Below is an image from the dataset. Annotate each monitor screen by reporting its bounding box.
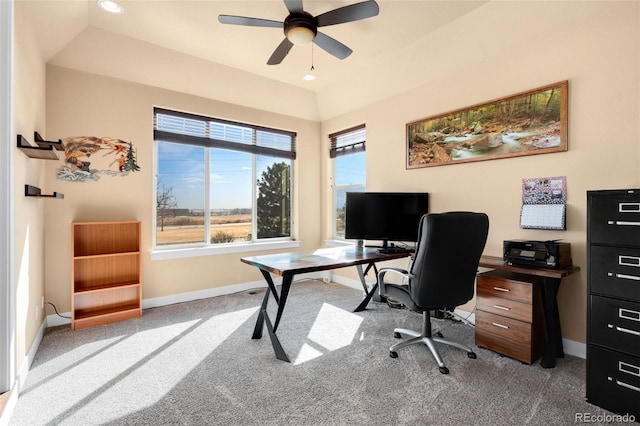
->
[344,192,429,246]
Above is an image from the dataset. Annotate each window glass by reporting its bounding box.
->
[257,155,292,239]
[156,141,205,245]
[154,108,295,249]
[209,148,252,244]
[331,126,366,239]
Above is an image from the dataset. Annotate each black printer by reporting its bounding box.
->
[503,240,572,269]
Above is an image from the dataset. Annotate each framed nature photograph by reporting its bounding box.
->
[406,81,568,169]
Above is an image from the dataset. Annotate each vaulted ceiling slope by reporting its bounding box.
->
[18,1,612,121]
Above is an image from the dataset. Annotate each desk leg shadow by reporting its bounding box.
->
[252,270,293,362]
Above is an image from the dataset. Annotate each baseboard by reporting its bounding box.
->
[46,271,326,328]
[4,318,46,426]
[42,273,586,357]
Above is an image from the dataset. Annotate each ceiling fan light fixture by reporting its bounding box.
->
[97,0,124,14]
[284,13,317,45]
[286,26,315,44]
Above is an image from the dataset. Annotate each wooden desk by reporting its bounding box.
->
[241,246,412,362]
[478,255,580,368]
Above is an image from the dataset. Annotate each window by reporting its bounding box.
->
[331,125,366,239]
[154,108,295,249]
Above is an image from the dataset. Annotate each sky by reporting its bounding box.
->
[157,141,365,211]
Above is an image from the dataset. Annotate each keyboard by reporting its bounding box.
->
[378,247,414,254]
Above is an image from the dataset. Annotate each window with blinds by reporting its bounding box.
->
[330,125,366,240]
[154,108,296,248]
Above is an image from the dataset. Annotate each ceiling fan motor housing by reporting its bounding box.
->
[284,12,318,44]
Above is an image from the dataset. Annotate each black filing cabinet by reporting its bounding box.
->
[587,189,640,417]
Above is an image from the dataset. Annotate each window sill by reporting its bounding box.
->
[323,239,354,247]
[151,240,301,261]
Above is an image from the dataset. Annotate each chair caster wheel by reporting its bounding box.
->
[467,352,477,359]
[439,366,449,374]
[435,332,443,338]
[393,332,401,338]
[390,351,398,358]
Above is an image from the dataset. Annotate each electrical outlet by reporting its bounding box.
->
[41,296,45,309]
[35,304,40,321]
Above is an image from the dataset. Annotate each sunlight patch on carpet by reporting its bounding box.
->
[294,303,363,365]
[20,307,258,424]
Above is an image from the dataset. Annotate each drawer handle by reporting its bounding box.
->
[616,379,640,393]
[619,308,640,322]
[608,220,640,226]
[619,361,640,377]
[491,322,509,329]
[619,202,640,212]
[615,273,640,281]
[493,286,510,293]
[493,305,510,311]
[619,255,640,267]
[608,324,640,336]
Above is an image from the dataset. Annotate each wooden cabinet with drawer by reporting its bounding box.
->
[587,189,640,418]
[475,270,546,364]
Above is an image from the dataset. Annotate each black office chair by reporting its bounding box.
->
[378,212,489,374]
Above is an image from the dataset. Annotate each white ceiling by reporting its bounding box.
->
[19,0,488,93]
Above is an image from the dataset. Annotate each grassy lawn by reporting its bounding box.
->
[156,214,251,245]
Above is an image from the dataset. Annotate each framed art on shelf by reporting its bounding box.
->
[406,81,568,169]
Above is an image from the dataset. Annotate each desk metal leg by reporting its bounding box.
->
[354,263,379,312]
[251,270,293,362]
[540,277,565,368]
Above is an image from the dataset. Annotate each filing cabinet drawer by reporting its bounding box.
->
[475,310,543,364]
[588,190,640,246]
[476,271,534,303]
[590,245,640,302]
[587,345,640,417]
[477,293,532,323]
[590,295,640,355]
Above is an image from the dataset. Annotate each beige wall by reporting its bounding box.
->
[14,4,47,365]
[43,66,321,311]
[323,2,640,344]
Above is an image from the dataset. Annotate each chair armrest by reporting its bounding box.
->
[378,267,411,295]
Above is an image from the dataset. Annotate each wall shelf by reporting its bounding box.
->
[17,132,65,160]
[34,131,65,152]
[24,184,64,199]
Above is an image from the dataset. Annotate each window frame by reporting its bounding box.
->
[330,125,366,241]
[152,108,299,260]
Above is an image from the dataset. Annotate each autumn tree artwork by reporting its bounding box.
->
[57,136,142,182]
[406,81,568,169]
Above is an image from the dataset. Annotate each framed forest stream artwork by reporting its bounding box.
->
[406,81,568,169]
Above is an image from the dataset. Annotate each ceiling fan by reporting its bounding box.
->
[218,0,379,65]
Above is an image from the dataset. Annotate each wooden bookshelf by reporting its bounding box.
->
[71,221,141,330]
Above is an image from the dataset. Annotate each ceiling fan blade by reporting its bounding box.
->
[316,0,379,27]
[283,0,304,14]
[218,15,283,28]
[267,38,294,65]
[313,32,352,60]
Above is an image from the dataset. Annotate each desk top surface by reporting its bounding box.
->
[241,246,412,276]
[479,255,580,279]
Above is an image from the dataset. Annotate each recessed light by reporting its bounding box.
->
[303,74,316,81]
[97,0,124,15]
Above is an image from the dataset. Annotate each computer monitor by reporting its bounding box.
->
[344,192,429,249]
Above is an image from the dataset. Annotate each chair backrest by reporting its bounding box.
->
[409,212,489,309]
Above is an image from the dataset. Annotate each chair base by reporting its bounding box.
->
[389,311,476,374]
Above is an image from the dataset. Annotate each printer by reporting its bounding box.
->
[503,240,572,269]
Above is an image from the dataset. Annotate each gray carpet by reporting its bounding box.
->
[9,280,620,425]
